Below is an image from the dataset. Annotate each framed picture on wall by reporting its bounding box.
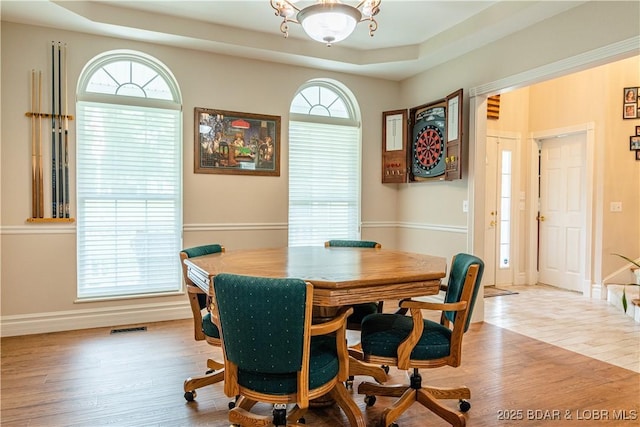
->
[623,87,639,119]
[194,108,281,176]
[631,136,640,150]
[636,125,640,136]
[636,150,640,161]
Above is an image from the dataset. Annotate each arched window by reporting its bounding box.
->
[288,80,361,246]
[76,51,182,299]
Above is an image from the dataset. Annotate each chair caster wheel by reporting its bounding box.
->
[184,390,196,401]
[381,364,390,374]
[459,399,471,412]
[364,395,376,407]
[297,417,306,424]
[205,369,214,375]
[345,375,354,389]
[228,400,236,409]
[388,423,398,427]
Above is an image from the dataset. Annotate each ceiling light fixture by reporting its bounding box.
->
[270,0,381,47]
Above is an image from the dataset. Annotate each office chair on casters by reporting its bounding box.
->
[212,273,366,427]
[180,244,230,404]
[356,253,484,427]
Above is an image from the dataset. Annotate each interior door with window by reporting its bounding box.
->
[484,136,515,287]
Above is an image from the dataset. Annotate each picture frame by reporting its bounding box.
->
[636,125,640,136]
[623,87,639,119]
[631,136,640,151]
[194,108,280,176]
[636,150,640,161]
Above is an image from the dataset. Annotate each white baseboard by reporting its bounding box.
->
[0,301,192,337]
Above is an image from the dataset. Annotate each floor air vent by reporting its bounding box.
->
[110,326,147,334]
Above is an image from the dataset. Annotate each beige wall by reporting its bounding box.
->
[0,22,401,333]
[2,1,639,335]
[396,0,639,275]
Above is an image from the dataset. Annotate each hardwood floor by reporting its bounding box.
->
[2,291,639,426]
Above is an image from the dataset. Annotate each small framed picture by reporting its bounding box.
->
[636,150,640,161]
[623,87,639,119]
[636,125,640,136]
[631,136,640,150]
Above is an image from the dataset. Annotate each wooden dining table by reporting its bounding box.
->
[183,245,448,396]
[184,245,447,307]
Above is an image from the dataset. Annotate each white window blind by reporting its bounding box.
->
[76,101,182,298]
[288,120,360,246]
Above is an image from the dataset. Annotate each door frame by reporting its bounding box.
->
[528,124,596,296]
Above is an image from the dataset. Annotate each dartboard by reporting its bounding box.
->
[411,106,446,178]
[414,125,443,171]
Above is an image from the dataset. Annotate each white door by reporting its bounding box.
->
[484,136,515,287]
[538,133,586,291]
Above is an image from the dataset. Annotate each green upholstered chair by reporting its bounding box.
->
[180,244,226,402]
[212,273,365,427]
[324,240,384,329]
[356,253,484,427]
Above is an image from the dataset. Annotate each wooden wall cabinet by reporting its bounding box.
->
[381,88,463,183]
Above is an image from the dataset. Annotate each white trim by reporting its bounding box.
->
[469,36,640,97]
[1,225,76,234]
[361,221,397,229]
[397,222,467,234]
[4,221,466,235]
[0,301,191,337]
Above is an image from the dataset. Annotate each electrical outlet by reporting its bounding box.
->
[610,202,622,212]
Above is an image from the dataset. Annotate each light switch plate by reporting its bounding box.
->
[610,202,622,212]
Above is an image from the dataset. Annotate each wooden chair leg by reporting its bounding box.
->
[416,388,466,427]
[348,357,388,384]
[381,387,417,427]
[286,404,308,425]
[228,406,271,427]
[183,369,224,394]
[329,384,366,427]
[357,381,409,398]
[422,385,470,400]
[235,395,257,411]
[206,358,224,371]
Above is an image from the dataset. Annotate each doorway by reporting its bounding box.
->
[537,133,587,292]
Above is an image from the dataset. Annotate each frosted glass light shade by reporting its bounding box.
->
[298,3,361,45]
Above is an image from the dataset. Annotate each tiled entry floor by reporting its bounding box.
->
[483,284,640,372]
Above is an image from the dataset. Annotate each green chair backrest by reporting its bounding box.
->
[213,273,308,374]
[326,240,380,248]
[182,244,224,258]
[442,253,484,332]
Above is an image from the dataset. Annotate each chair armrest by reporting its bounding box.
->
[400,299,468,312]
[310,307,354,336]
[309,306,353,381]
